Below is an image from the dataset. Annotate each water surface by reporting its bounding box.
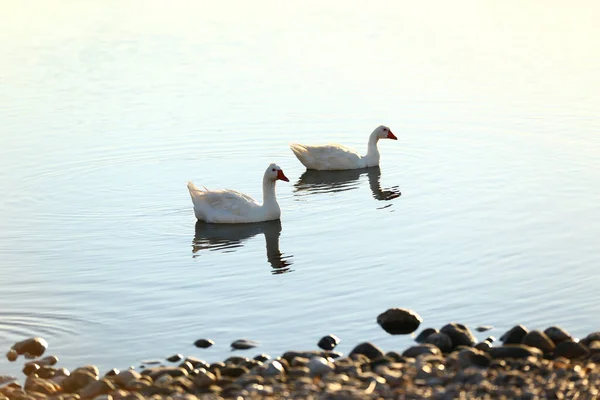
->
[1,1,600,375]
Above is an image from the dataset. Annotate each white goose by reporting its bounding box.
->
[290,125,397,170]
[187,163,289,224]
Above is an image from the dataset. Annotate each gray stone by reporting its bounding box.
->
[440,323,477,348]
[317,334,341,351]
[264,360,285,377]
[500,325,529,344]
[522,330,556,353]
[307,357,334,377]
[377,308,422,334]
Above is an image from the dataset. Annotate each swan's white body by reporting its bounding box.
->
[187,163,289,224]
[290,125,397,171]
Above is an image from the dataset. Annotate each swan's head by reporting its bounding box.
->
[266,163,289,182]
[374,125,397,140]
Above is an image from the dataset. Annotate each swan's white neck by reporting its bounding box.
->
[363,131,381,167]
[262,176,278,207]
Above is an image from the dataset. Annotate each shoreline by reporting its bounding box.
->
[2,321,600,399]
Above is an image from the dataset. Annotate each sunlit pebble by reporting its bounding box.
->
[231,339,259,350]
[166,354,183,362]
[6,350,18,362]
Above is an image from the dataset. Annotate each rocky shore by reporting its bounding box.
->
[2,310,600,399]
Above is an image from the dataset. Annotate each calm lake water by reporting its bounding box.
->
[1,1,600,375]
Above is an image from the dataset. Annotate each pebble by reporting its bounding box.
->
[11,337,48,358]
[488,344,542,359]
[424,332,453,353]
[415,328,438,343]
[544,326,572,345]
[501,324,529,344]
[193,338,215,348]
[403,344,442,358]
[349,342,385,360]
[440,323,477,348]
[376,308,422,334]
[554,340,590,360]
[231,339,259,350]
[307,357,334,377]
[253,353,271,363]
[476,325,494,332]
[264,360,285,377]
[522,330,556,353]
[317,334,341,351]
[166,353,183,362]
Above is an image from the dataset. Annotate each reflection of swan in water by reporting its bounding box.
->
[294,166,401,201]
[192,220,293,274]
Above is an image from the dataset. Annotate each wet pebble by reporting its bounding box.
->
[253,353,271,363]
[231,339,259,350]
[544,326,572,345]
[194,338,215,348]
[554,341,589,360]
[377,308,422,334]
[317,334,341,351]
[488,344,542,359]
[424,332,453,353]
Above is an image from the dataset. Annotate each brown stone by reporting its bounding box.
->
[522,330,556,353]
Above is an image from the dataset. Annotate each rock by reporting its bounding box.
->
[500,325,528,344]
[11,337,48,357]
[377,308,422,334]
[440,323,477,348]
[544,326,572,345]
[93,395,113,400]
[194,339,215,348]
[185,357,209,370]
[317,334,341,351]
[193,368,216,388]
[6,349,18,362]
[22,363,40,376]
[24,376,61,396]
[264,360,285,377]
[62,369,98,393]
[221,366,249,378]
[79,378,115,399]
[114,369,141,386]
[458,348,491,368]
[142,366,188,380]
[178,360,194,372]
[166,353,183,362]
[476,325,493,332]
[37,355,59,366]
[554,340,589,360]
[581,332,600,347]
[231,339,259,350]
[484,336,496,344]
[424,332,453,353]
[474,342,492,352]
[254,354,271,363]
[307,357,334,377]
[104,368,119,377]
[402,344,442,358]
[488,345,542,359]
[415,328,438,343]
[522,330,556,353]
[349,342,385,360]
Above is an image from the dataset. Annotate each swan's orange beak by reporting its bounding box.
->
[387,130,398,140]
[277,170,289,182]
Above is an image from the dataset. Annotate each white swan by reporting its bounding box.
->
[289,125,397,170]
[187,163,289,224]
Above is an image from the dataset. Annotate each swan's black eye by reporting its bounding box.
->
[383,128,387,131]
[272,168,276,171]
